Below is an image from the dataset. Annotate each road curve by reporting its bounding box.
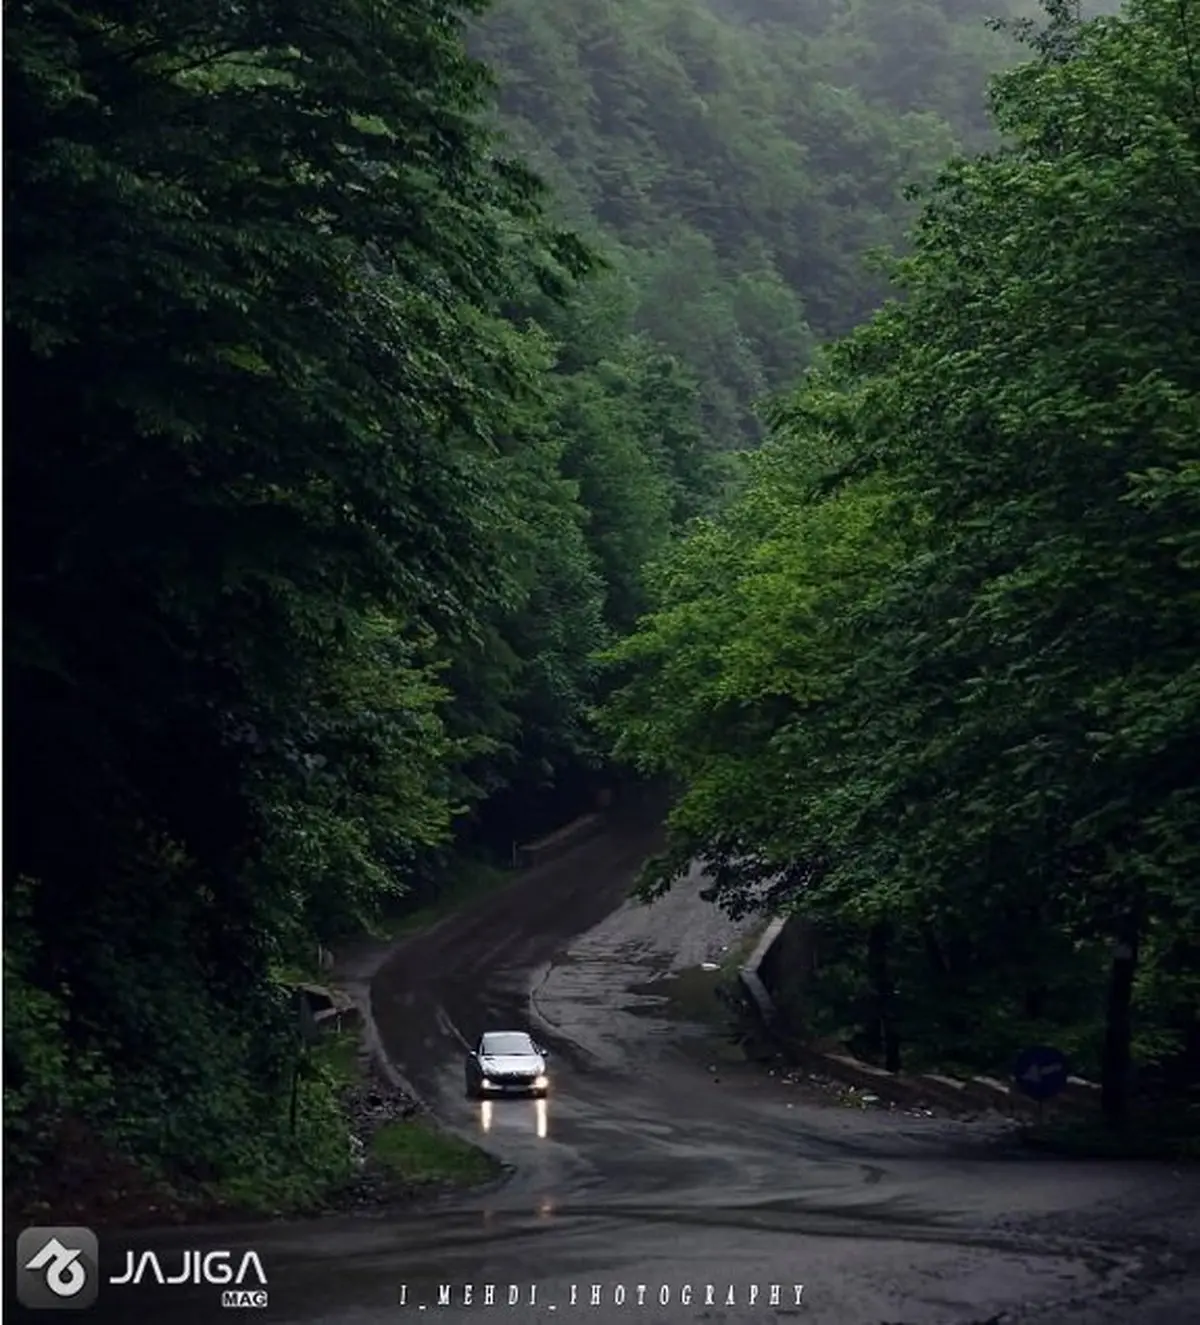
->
[10,808,1199,1324]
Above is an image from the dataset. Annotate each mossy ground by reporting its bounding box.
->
[371,1117,501,1186]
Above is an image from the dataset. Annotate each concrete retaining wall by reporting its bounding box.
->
[514,812,606,869]
[739,913,1100,1117]
[739,916,787,1030]
[291,981,361,1041]
[756,912,818,1017]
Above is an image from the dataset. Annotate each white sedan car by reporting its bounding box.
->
[464,1030,549,1099]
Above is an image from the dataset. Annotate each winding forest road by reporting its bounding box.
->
[15,807,1199,1324]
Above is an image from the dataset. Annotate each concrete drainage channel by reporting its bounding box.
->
[738,916,1102,1119]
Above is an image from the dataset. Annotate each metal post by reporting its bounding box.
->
[289,1061,300,1136]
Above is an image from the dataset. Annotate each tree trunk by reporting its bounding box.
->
[920,923,949,977]
[867,922,901,1073]
[1100,910,1140,1128]
[289,1063,300,1136]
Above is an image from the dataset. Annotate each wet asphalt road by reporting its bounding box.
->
[9,806,1200,1323]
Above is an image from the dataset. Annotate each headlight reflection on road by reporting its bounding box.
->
[478,1095,548,1138]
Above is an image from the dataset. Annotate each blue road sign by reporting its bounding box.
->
[1013,1045,1069,1102]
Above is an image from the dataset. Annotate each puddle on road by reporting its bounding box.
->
[531,960,741,1080]
[545,940,662,970]
[528,884,766,1077]
[625,967,739,1049]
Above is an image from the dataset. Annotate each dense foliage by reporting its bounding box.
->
[600,0,1200,1123]
[3,0,716,1207]
[5,0,1138,1213]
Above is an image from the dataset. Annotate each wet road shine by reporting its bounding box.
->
[11,803,1199,1323]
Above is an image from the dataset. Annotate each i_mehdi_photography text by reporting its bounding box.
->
[395,1281,806,1310]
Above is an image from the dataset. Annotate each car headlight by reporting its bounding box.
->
[533,1075,548,1089]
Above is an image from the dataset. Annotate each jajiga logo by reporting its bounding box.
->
[16,1227,99,1310]
[109,1249,268,1287]
[15,1229,269,1310]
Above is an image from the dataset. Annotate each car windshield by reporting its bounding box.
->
[480,1032,534,1057]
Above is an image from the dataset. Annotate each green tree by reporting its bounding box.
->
[3,0,589,1194]
[600,0,1200,1124]
[474,0,1038,449]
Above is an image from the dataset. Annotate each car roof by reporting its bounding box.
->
[479,1030,534,1049]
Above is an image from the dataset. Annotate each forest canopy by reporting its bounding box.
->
[471,0,1058,446]
[6,0,1184,1219]
[4,0,713,1208]
[599,0,1200,1125]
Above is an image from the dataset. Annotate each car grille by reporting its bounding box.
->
[487,1073,534,1085]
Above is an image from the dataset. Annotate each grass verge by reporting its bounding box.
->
[376,860,512,941]
[206,1025,502,1215]
[371,1117,502,1186]
[318,1027,363,1084]
[318,1029,500,1193]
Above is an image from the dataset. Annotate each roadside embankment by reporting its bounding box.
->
[513,812,607,869]
[737,913,1102,1115]
[324,1030,504,1209]
[736,913,1200,1156]
[325,806,625,1197]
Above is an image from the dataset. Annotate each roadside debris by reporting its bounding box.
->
[759,1060,955,1118]
[334,1069,431,1210]
[342,1080,421,1141]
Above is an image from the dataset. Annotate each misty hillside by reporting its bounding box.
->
[472,0,1043,446]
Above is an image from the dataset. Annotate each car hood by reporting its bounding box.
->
[479,1055,544,1075]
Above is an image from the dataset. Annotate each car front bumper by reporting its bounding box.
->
[480,1075,548,1094]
